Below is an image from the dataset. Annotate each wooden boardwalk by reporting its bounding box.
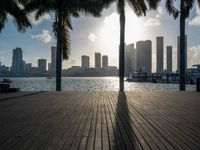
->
[0,91,200,150]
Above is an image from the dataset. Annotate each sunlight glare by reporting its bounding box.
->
[99,8,145,58]
[101,10,144,50]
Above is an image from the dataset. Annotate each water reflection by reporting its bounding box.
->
[10,77,195,91]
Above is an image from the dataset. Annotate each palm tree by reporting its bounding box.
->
[25,0,112,91]
[0,0,31,32]
[108,0,160,91]
[165,0,199,91]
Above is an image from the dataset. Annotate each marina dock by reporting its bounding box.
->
[0,91,200,149]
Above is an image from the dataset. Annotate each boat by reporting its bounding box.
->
[46,76,53,79]
[126,72,149,82]
[1,78,12,83]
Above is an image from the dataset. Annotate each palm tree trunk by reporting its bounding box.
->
[179,0,186,91]
[119,10,125,91]
[56,11,62,91]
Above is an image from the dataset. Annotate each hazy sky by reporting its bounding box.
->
[0,0,200,72]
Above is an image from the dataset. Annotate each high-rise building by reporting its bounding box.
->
[24,63,32,72]
[51,46,56,72]
[95,52,101,68]
[81,55,90,68]
[167,46,173,73]
[0,65,9,73]
[125,44,136,76]
[136,40,152,74]
[102,55,108,68]
[48,63,51,71]
[177,35,187,72]
[22,60,26,72]
[11,47,23,73]
[156,36,164,73]
[38,59,47,73]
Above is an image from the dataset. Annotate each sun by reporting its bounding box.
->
[98,8,145,59]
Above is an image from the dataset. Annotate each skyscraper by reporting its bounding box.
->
[22,60,26,72]
[136,40,152,74]
[95,52,101,68]
[24,63,32,72]
[167,46,173,73]
[177,35,187,72]
[102,55,108,68]
[125,44,136,76]
[48,63,51,71]
[156,36,164,73]
[81,55,90,68]
[11,47,23,73]
[38,59,47,73]
[51,46,56,72]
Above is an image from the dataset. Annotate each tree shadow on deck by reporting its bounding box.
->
[112,92,140,150]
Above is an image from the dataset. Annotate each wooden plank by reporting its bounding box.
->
[0,91,200,150]
[100,93,110,150]
[59,92,93,150]
[68,92,96,150]
[10,93,76,150]
[103,93,118,150]
[104,93,126,150]
[94,92,102,150]
[78,93,97,150]
[37,92,89,150]
[127,92,199,149]
[84,92,98,150]
[0,92,64,149]
[108,92,154,150]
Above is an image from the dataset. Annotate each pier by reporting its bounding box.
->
[0,91,200,149]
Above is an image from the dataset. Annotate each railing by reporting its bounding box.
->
[197,78,200,92]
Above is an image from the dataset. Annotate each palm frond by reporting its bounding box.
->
[61,0,113,17]
[13,9,31,32]
[2,0,31,32]
[184,0,195,18]
[165,0,179,19]
[127,0,147,16]
[145,0,161,10]
[0,11,7,32]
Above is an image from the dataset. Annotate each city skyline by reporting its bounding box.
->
[0,33,198,74]
[0,35,192,76]
[0,48,114,72]
[0,1,200,72]
[0,47,119,77]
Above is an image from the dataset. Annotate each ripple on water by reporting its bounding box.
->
[10,77,196,91]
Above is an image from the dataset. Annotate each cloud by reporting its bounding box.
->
[144,6,163,27]
[156,6,164,18]
[145,18,161,26]
[188,45,200,67]
[189,6,200,26]
[88,33,98,42]
[28,12,51,25]
[79,34,85,38]
[63,57,79,68]
[32,56,41,61]
[31,30,52,43]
